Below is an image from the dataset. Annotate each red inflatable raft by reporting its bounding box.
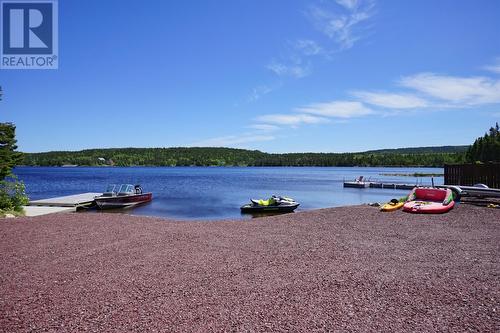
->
[403,187,455,214]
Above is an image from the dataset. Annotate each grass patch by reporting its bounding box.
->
[0,209,25,218]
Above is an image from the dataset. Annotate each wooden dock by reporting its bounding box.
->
[29,193,102,208]
[369,182,416,190]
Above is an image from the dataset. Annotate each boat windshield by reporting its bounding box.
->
[118,184,135,194]
[105,184,118,193]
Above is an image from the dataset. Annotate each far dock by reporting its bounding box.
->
[368,182,416,190]
[343,181,420,190]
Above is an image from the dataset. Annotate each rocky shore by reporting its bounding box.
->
[1,204,498,332]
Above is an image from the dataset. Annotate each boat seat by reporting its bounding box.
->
[415,188,447,201]
[251,198,277,206]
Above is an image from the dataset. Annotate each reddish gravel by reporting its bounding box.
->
[0,205,499,332]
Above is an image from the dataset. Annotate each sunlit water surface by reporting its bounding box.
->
[15,166,443,220]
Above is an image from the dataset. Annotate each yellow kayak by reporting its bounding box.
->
[380,200,404,212]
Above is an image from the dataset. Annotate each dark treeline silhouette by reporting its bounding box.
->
[22,146,467,167]
[466,122,500,162]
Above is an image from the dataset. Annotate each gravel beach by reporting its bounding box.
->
[1,205,499,332]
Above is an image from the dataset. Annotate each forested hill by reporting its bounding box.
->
[21,146,467,167]
[364,145,469,154]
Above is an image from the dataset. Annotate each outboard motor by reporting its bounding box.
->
[134,185,143,194]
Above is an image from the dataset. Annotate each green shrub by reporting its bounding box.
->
[0,178,29,212]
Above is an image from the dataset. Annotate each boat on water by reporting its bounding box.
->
[343,176,370,188]
[240,195,299,213]
[94,184,152,209]
[403,187,454,214]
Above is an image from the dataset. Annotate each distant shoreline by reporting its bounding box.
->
[15,165,446,169]
[20,146,467,168]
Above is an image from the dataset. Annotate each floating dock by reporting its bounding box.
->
[23,206,76,217]
[343,181,370,188]
[24,193,102,216]
[344,181,419,190]
[369,182,416,190]
[29,193,101,208]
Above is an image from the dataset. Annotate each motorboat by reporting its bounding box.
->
[94,184,152,209]
[240,195,299,213]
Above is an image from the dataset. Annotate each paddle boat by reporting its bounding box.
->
[94,184,152,209]
[240,195,299,213]
[403,187,454,214]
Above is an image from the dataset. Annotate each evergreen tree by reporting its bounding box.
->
[466,122,500,162]
[0,93,29,213]
[0,123,24,180]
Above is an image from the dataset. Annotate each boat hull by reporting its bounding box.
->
[380,201,404,212]
[403,200,454,214]
[403,188,454,214]
[240,203,299,213]
[95,193,152,209]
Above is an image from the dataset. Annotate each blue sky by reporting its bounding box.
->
[1,0,500,153]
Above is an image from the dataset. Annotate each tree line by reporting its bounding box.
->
[466,122,500,162]
[16,123,500,168]
[21,146,467,167]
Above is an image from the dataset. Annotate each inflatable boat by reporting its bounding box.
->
[403,187,455,214]
[240,196,299,213]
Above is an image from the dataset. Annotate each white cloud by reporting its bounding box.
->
[400,73,500,105]
[248,124,280,131]
[307,0,375,50]
[295,100,373,118]
[294,39,323,56]
[255,113,329,126]
[351,91,428,109]
[267,61,310,78]
[483,58,500,74]
[193,133,275,147]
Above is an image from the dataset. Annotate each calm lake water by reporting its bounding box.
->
[14,167,444,220]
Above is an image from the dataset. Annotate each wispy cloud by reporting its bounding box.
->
[295,100,373,118]
[248,84,276,102]
[351,91,429,109]
[306,0,375,50]
[293,39,323,56]
[247,124,280,131]
[483,57,500,74]
[265,0,375,81]
[336,0,360,10]
[267,60,311,78]
[255,113,329,126]
[400,73,500,105]
[192,133,276,147]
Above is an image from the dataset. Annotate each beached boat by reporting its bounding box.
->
[94,184,152,209]
[380,198,404,212]
[403,187,454,214]
[241,195,299,213]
